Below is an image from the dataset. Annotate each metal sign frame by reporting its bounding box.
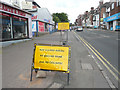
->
[58,22,69,45]
[30,43,71,85]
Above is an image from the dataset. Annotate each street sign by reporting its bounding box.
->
[30,44,71,85]
[34,44,70,71]
[58,22,69,30]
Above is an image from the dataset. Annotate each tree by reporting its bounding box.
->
[52,13,61,23]
[52,12,69,28]
[56,12,69,22]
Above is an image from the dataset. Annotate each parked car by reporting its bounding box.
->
[76,26,83,31]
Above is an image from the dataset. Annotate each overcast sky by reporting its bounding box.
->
[34,0,110,23]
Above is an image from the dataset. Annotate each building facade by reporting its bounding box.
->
[93,8,100,29]
[104,1,120,31]
[0,1,32,41]
[30,8,54,36]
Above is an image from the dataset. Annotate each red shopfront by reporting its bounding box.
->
[0,2,32,41]
[38,21,44,32]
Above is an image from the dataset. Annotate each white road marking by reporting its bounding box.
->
[92,55,95,59]
[100,35,110,38]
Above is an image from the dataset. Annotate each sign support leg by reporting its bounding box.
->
[30,66,33,81]
[60,30,63,44]
[66,30,68,42]
[67,73,70,85]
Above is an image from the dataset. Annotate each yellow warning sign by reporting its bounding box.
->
[58,22,69,30]
[34,44,70,72]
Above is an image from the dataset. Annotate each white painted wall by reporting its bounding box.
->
[26,14,32,38]
[113,20,117,31]
[107,22,109,30]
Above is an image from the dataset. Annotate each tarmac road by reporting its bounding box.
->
[75,29,119,88]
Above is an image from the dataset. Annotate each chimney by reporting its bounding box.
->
[86,11,88,14]
[99,0,103,5]
[91,7,94,14]
[91,7,94,10]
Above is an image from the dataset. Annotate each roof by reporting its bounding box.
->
[100,2,112,8]
[32,1,41,8]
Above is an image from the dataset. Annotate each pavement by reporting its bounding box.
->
[2,31,117,89]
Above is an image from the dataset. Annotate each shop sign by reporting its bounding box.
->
[104,13,120,22]
[13,16,27,20]
[58,22,70,30]
[1,4,26,16]
[34,44,70,71]
[100,18,103,22]
[38,22,44,32]
[38,21,44,32]
[32,21,36,32]
[32,15,37,20]
[0,12,11,17]
[44,19,50,23]
[116,26,120,30]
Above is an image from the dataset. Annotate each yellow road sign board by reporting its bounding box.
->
[34,44,70,72]
[58,22,69,30]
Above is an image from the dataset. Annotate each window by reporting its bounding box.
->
[118,21,120,26]
[12,16,28,39]
[0,13,12,41]
[117,0,118,6]
[112,3,114,9]
[103,13,106,18]
[118,0,120,6]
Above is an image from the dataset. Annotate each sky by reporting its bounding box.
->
[35,0,110,23]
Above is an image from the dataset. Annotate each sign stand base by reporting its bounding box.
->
[30,67,70,85]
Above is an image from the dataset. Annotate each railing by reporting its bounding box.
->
[49,29,58,34]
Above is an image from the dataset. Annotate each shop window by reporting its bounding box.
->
[12,16,28,39]
[0,13,12,41]
[118,21,120,26]
[45,23,48,32]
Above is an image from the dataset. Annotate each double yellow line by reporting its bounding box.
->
[73,31,120,81]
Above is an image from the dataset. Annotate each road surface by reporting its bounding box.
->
[75,29,119,88]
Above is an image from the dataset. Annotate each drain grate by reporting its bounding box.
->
[81,63,93,70]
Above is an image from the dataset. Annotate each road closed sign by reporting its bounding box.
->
[58,22,69,30]
[33,44,70,72]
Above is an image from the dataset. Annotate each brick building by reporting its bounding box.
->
[104,1,120,31]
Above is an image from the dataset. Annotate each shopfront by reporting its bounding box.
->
[104,13,120,31]
[0,2,32,41]
[31,8,54,36]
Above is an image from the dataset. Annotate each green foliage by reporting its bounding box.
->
[52,12,69,23]
[70,23,74,26]
[52,14,61,23]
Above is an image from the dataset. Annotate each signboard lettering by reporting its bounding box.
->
[1,4,26,16]
[34,45,70,72]
[58,22,69,30]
